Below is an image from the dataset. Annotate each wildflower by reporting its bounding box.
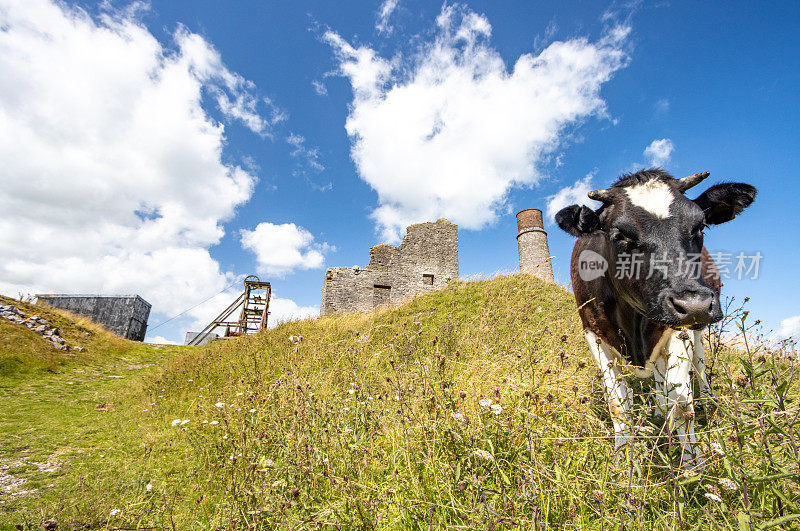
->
[704,492,722,503]
[180,419,190,426]
[171,419,181,427]
[478,398,493,409]
[473,449,494,461]
[719,478,737,491]
[146,483,153,492]
[209,421,219,425]
[249,408,257,413]
[711,442,724,455]
[681,469,698,479]
[142,409,148,412]
[215,402,224,408]
[110,508,121,516]
[236,392,244,396]
[490,404,503,415]
[202,420,208,424]
[349,389,355,395]
[450,412,468,424]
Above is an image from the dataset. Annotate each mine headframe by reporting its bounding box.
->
[187,275,271,346]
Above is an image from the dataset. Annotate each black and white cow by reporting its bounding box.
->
[556,169,756,465]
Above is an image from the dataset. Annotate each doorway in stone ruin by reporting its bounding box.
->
[373,285,391,307]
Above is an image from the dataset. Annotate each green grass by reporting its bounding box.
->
[0,277,798,529]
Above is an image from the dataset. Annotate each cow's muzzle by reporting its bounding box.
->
[664,288,720,328]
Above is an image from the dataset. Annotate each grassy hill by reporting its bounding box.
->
[0,277,798,529]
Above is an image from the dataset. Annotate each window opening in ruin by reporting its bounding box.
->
[423,273,434,285]
[373,285,391,307]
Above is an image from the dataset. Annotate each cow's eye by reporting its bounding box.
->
[611,228,637,245]
[691,223,707,238]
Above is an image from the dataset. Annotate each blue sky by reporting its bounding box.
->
[1,0,798,344]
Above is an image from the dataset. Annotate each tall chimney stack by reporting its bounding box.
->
[516,208,554,282]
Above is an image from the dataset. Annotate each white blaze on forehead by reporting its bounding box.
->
[624,180,675,218]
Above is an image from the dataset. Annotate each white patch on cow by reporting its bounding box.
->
[654,331,702,467]
[624,180,675,218]
[584,330,632,451]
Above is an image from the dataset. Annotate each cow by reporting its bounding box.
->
[555,169,756,466]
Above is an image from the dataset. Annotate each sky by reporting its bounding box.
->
[0,0,798,345]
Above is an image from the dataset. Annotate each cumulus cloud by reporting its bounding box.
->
[644,138,675,167]
[0,0,287,326]
[326,5,630,241]
[545,173,600,222]
[240,223,330,277]
[376,0,400,34]
[779,315,800,339]
[269,296,319,326]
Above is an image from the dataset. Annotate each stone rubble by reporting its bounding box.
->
[0,303,82,351]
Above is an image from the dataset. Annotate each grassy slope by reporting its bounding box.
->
[1,277,798,529]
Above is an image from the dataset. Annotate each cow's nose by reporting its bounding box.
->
[666,290,716,326]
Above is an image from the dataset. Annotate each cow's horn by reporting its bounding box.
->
[677,171,710,192]
[587,189,614,203]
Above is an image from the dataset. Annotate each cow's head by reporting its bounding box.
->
[556,169,756,328]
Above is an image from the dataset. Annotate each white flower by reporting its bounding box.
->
[203,420,208,424]
[142,409,148,412]
[343,427,353,434]
[478,398,493,409]
[110,508,120,516]
[209,421,219,425]
[711,442,724,455]
[215,402,224,408]
[171,419,181,427]
[704,492,722,503]
[342,407,350,412]
[348,389,355,395]
[719,478,737,491]
[490,404,503,415]
[450,412,467,423]
[146,483,153,492]
[180,419,189,426]
[473,449,494,461]
[249,409,257,413]
[236,392,244,396]
[681,469,698,479]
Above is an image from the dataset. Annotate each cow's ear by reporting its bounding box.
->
[693,183,757,225]
[555,205,601,237]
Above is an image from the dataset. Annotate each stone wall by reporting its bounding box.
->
[516,208,554,281]
[321,219,458,315]
[35,294,151,341]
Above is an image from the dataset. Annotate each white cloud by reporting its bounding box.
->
[0,0,277,320]
[240,223,330,277]
[779,315,800,339]
[269,296,319,326]
[287,133,325,172]
[644,138,674,167]
[376,0,400,34]
[654,98,670,117]
[311,79,328,96]
[147,335,180,345]
[326,5,629,241]
[546,173,600,222]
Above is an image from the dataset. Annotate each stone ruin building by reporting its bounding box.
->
[320,219,458,315]
[516,208,554,282]
[36,294,151,341]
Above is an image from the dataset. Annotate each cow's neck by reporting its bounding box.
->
[611,296,669,368]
